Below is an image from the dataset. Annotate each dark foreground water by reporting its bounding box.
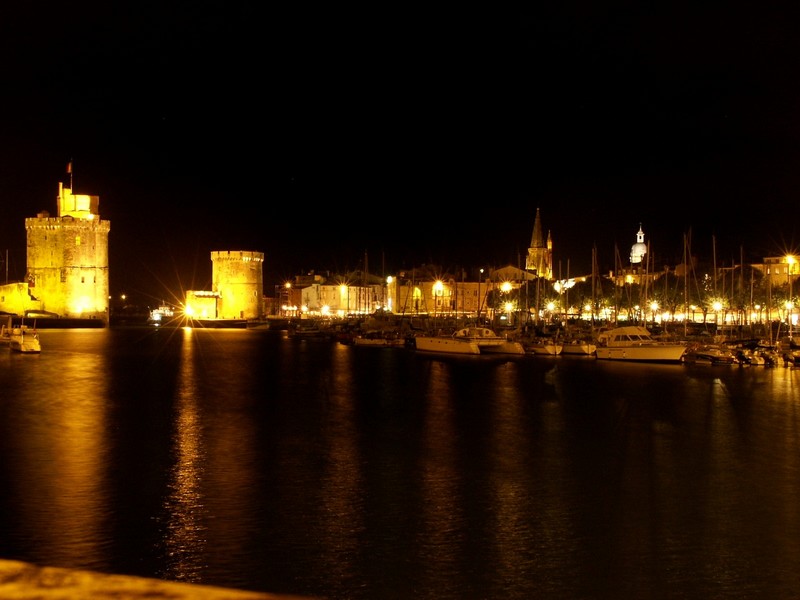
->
[1,327,800,599]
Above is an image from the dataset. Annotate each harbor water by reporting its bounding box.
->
[1,327,800,599]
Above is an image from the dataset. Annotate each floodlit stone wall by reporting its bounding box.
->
[25,215,110,320]
[211,250,264,320]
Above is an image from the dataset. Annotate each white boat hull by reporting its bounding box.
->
[415,326,524,356]
[595,326,686,363]
[9,330,41,353]
[594,345,686,362]
[353,336,405,348]
[2,319,42,353]
[526,342,563,355]
[414,336,481,355]
[561,342,597,356]
[481,340,526,355]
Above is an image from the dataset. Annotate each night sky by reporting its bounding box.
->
[2,4,799,305]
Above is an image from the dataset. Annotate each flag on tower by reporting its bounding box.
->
[66,161,72,174]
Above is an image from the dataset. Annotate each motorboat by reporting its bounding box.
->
[147,304,179,327]
[727,339,783,367]
[2,317,42,353]
[594,325,686,363]
[779,337,800,367]
[287,319,329,339]
[682,343,738,365]
[352,331,406,347]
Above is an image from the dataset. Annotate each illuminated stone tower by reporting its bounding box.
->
[24,181,110,321]
[210,250,264,319]
[525,207,553,280]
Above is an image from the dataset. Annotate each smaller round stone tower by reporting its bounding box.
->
[210,250,264,320]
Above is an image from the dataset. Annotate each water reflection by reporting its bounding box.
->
[485,363,541,598]
[160,327,205,582]
[418,360,461,592]
[1,332,111,569]
[4,331,800,598]
[312,344,364,597]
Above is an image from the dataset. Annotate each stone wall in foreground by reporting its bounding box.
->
[0,559,314,600]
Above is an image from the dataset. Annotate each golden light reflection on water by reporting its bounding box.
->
[6,331,800,598]
[590,363,800,597]
[161,327,206,583]
[198,330,282,590]
[3,333,111,568]
[312,344,366,595]
[496,362,581,596]
[418,361,461,587]
[486,363,546,590]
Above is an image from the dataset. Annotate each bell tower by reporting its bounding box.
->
[525,208,553,280]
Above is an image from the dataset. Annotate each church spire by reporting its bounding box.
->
[530,207,543,248]
[525,208,552,279]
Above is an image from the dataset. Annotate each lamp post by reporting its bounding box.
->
[788,255,795,339]
[433,280,443,319]
[283,282,292,318]
[650,301,659,328]
[477,268,484,322]
[712,300,723,335]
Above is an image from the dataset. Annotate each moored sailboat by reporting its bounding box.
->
[414,326,524,356]
[2,316,41,353]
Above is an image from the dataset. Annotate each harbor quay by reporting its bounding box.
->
[0,559,313,600]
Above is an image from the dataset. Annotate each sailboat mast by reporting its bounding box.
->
[591,245,597,328]
[683,233,688,338]
[712,235,717,297]
[566,258,570,324]
[363,249,368,313]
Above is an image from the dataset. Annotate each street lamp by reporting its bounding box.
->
[504,301,513,326]
[433,280,443,318]
[282,282,292,317]
[787,255,795,339]
[547,301,556,323]
[650,301,659,327]
[712,300,723,334]
[477,268,484,322]
[385,276,393,312]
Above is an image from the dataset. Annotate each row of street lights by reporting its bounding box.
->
[275,256,799,328]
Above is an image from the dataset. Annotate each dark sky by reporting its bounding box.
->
[2,4,800,304]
